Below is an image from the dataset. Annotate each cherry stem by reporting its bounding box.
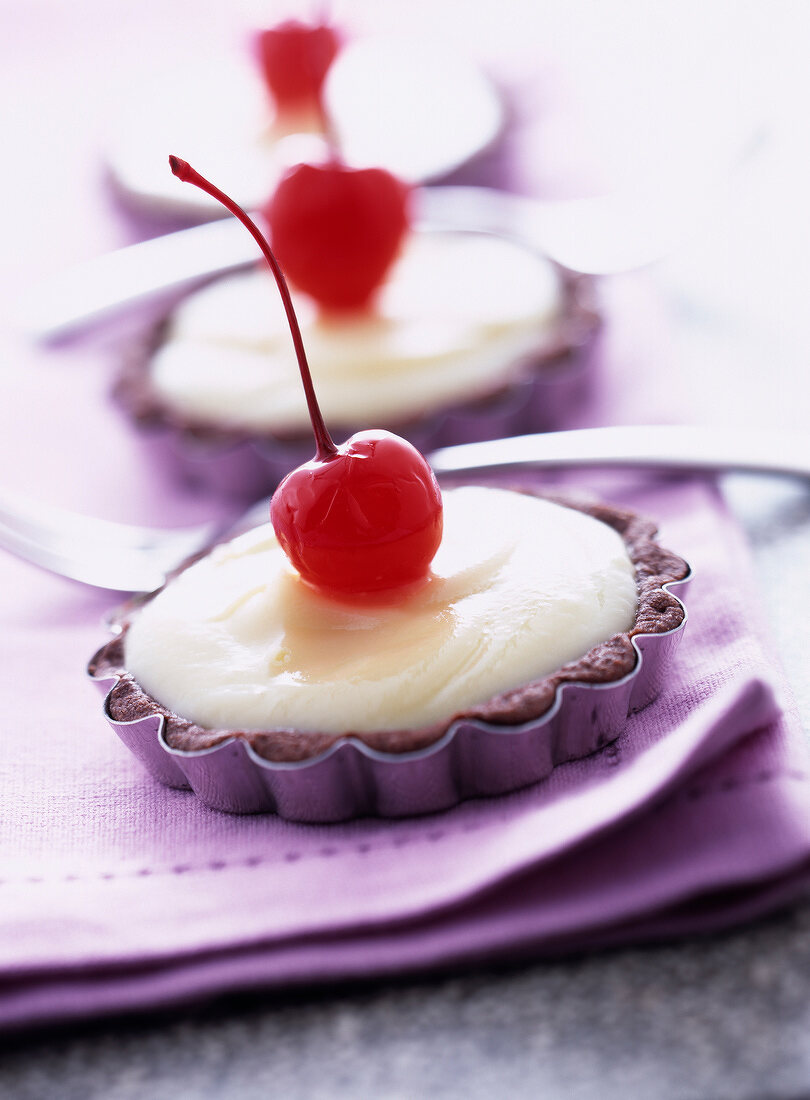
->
[169,155,337,461]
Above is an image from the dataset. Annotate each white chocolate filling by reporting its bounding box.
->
[125,488,637,734]
[149,232,562,432]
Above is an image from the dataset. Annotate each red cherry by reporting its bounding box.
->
[270,430,442,597]
[263,161,411,312]
[169,157,443,599]
[254,20,341,112]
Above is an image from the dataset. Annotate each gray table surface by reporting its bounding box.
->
[1,897,810,1100]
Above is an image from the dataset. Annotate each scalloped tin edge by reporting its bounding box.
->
[91,570,691,822]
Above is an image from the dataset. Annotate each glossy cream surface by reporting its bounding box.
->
[125,488,637,734]
[149,232,562,431]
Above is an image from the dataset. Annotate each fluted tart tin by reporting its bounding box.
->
[88,493,690,822]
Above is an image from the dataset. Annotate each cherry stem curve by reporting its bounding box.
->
[169,155,337,461]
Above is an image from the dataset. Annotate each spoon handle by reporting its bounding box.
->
[429,425,810,481]
[25,186,668,345]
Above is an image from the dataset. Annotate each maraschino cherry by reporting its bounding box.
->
[254,19,341,116]
[264,159,410,312]
[169,156,442,599]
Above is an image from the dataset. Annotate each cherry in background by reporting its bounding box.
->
[264,160,411,313]
[254,19,341,118]
[169,156,442,600]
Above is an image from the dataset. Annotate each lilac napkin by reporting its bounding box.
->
[2,468,810,1031]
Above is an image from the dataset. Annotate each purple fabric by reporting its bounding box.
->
[1,2,809,1033]
[2,445,810,1030]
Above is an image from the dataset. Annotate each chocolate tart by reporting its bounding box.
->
[114,249,600,500]
[89,488,690,821]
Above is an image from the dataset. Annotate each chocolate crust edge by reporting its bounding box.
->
[88,490,690,764]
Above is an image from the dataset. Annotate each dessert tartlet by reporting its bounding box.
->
[89,484,690,820]
[116,229,599,497]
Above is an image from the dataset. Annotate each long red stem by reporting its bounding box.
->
[169,155,337,461]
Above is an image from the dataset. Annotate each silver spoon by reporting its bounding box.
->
[21,184,716,345]
[2,424,808,593]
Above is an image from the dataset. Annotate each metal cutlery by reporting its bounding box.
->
[23,184,703,344]
[2,425,807,592]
